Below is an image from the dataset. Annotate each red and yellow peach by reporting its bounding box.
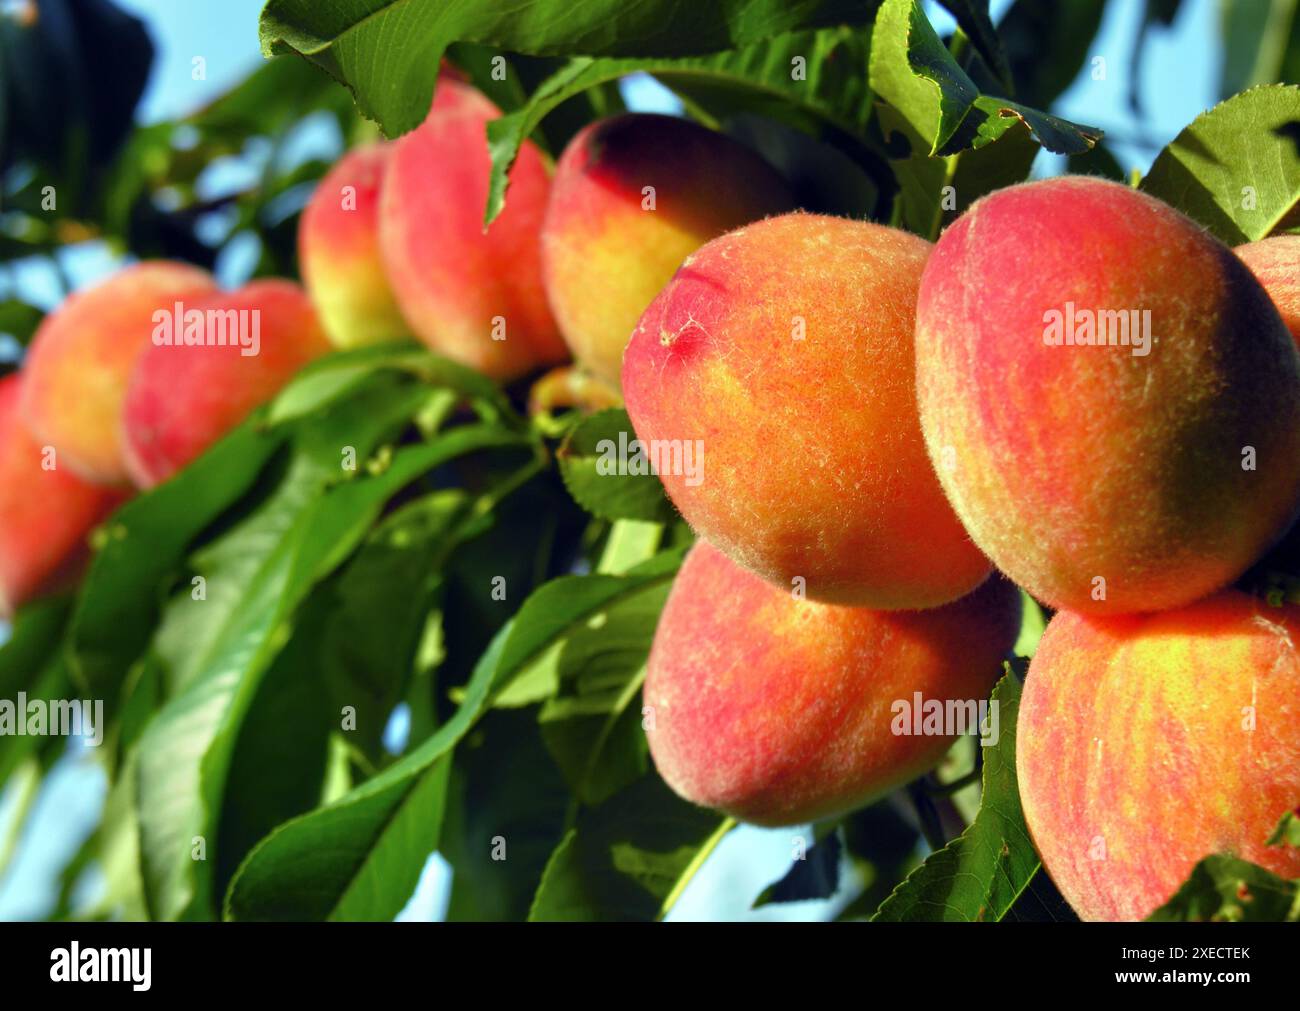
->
[379,79,565,380]
[20,261,216,485]
[541,113,795,387]
[915,176,1300,615]
[645,541,1021,826]
[299,143,409,349]
[121,279,330,487]
[622,211,992,608]
[1018,590,1300,921]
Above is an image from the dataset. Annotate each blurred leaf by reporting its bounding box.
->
[936,1,1012,91]
[754,828,843,908]
[556,409,675,523]
[1220,0,1300,100]
[836,800,922,920]
[0,300,43,346]
[442,709,571,921]
[0,0,152,201]
[1140,84,1300,244]
[485,26,873,224]
[1067,140,1127,181]
[999,0,1106,111]
[872,670,1043,921]
[1147,854,1299,922]
[259,0,879,137]
[529,773,731,921]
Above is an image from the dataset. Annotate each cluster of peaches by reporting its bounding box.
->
[5,69,1299,922]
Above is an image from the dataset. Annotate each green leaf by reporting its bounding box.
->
[137,415,525,921]
[528,773,732,921]
[556,409,675,523]
[753,828,843,908]
[536,565,673,803]
[224,545,681,920]
[1268,808,1300,848]
[484,26,872,224]
[213,596,337,900]
[258,0,879,137]
[871,669,1042,921]
[225,618,512,921]
[870,0,1097,237]
[1140,84,1300,244]
[491,545,684,709]
[1147,854,1299,922]
[69,417,289,710]
[322,489,473,764]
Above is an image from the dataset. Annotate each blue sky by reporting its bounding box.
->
[0,0,1227,921]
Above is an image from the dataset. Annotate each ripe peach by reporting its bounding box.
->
[21,262,216,485]
[121,280,331,488]
[644,541,1021,827]
[1236,234,1300,342]
[541,114,795,387]
[378,79,565,380]
[915,176,1300,615]
[299,144,409,349]
[622,212,992,608]
[1018,591,1300,921]
[0,373,122,616]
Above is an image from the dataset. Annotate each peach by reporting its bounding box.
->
[121,279,331,487]
[20,262,216,485]
[622,212,992,608]
[378,79,565,380]
[541,114,795,387]
[1236,234,1300,342]
[915,176,1300,615]
[1018,591,1300,921]
[0,373,122,616]
[299,143,409,349]
[644,541,1021,826]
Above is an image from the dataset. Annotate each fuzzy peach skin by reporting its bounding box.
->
[622,212,992,608]
[121,280,331,488]
[0,373,123,616]
[379,79,565,381]
[541,113,795,387]
[915,176,1300,615]
[21,261,216,485]
[645,541,1021,826]
[299,143,409,349]
[1236,234,1300,342]
[1018,591,1300,921]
